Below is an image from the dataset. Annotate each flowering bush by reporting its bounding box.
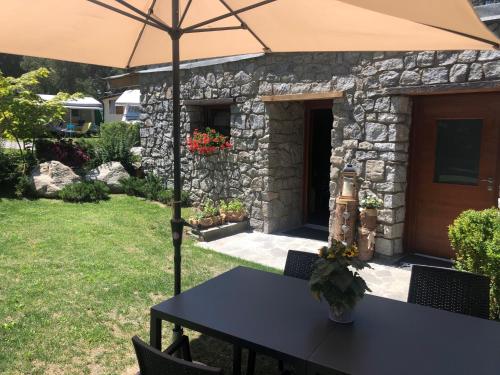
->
[310,240,371,316]
[35,139,90,169]
[186,127,232,155]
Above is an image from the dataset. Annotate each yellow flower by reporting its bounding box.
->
[312,291,321,301]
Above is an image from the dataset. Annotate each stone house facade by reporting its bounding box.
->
[133,9,500,259]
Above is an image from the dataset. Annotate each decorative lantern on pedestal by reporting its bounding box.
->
[340,164,357,199]
[333,164,358,247]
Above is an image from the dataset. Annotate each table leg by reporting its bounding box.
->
[150,314,162,350]
[232,344,242,375]
[294,360,308,375]
[247,349,256,375]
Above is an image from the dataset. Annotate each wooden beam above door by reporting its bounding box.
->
[261,91,344,103]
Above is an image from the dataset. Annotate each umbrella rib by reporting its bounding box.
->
[183,25,247,33]
[217,0,270,51]
[179,0,193,28]
[183,0,276,33]
[86,0,171,34]
[113,0,172,31]
[125,0,158,68]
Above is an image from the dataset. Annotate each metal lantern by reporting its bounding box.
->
[341,164,357,198]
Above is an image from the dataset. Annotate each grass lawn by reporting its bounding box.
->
[0,195,278,374]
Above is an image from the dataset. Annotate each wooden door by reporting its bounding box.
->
[407,93,500,259]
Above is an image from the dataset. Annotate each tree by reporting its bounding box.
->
[20,57,124,97]
[0,68,78,157]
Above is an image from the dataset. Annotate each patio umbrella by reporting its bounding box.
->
[0,0,497,339]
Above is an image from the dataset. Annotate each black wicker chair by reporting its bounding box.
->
[132,335,223,375]
[407,265,490,319]
[247,250,319,375]
[283,250,319,281]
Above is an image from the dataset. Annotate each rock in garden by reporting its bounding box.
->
[31,161,81,197]
[85,162,130,193]
[130,146,143,157]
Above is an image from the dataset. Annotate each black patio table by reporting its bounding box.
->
[150,266,500,375]
[151,266,333,374]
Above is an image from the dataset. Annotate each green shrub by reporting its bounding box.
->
[156,189,173,205]
[143,174,164,201]
[58,181,110,203]
[449,208,500,319]
[14,175,37,199]
[156,189,190,207]
[119,176,146,197]
[119,175,190,206]
[93,122,140,171]
[180,191,191,207]
[0,148,23,191]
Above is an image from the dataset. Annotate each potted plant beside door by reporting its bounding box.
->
[359,195,383,227]
[310,240,371,324]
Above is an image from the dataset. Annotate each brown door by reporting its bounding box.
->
[407,93,500,259]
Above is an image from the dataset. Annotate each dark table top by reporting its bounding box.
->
[152,266,500,375]
[152,266,333,363]
[308,294,500,375]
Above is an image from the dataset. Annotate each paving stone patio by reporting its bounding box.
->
[197,231,411,302]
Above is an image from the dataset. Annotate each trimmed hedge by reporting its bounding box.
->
[58,181,110,203]
[449,208,500,320]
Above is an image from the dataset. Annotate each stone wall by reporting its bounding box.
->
[140,36,500,255]
[264,102,305,233]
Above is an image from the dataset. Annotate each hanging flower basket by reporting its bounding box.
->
[186,127,232,156]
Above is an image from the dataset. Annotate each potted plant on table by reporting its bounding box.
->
[220,199,247,222]
[188,199,223,229]
[310,240,371,324]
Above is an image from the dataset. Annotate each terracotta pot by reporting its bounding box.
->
[360,208,377,230]
[197,215,223,228]
[328,306,354,324]
[223,211,247,222]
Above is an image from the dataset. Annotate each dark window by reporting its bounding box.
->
[191,106,231,137]
[434,119,482,185]
[115,105,124,115]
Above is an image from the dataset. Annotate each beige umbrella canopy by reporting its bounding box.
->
[0,0,497,68]
[0,0,497,340]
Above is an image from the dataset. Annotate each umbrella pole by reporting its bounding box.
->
[170,0,184,342]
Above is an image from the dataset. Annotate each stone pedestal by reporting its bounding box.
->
[333,196,358,247]
[358,208,378,260]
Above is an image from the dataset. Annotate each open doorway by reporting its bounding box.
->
[303,103,333,229]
